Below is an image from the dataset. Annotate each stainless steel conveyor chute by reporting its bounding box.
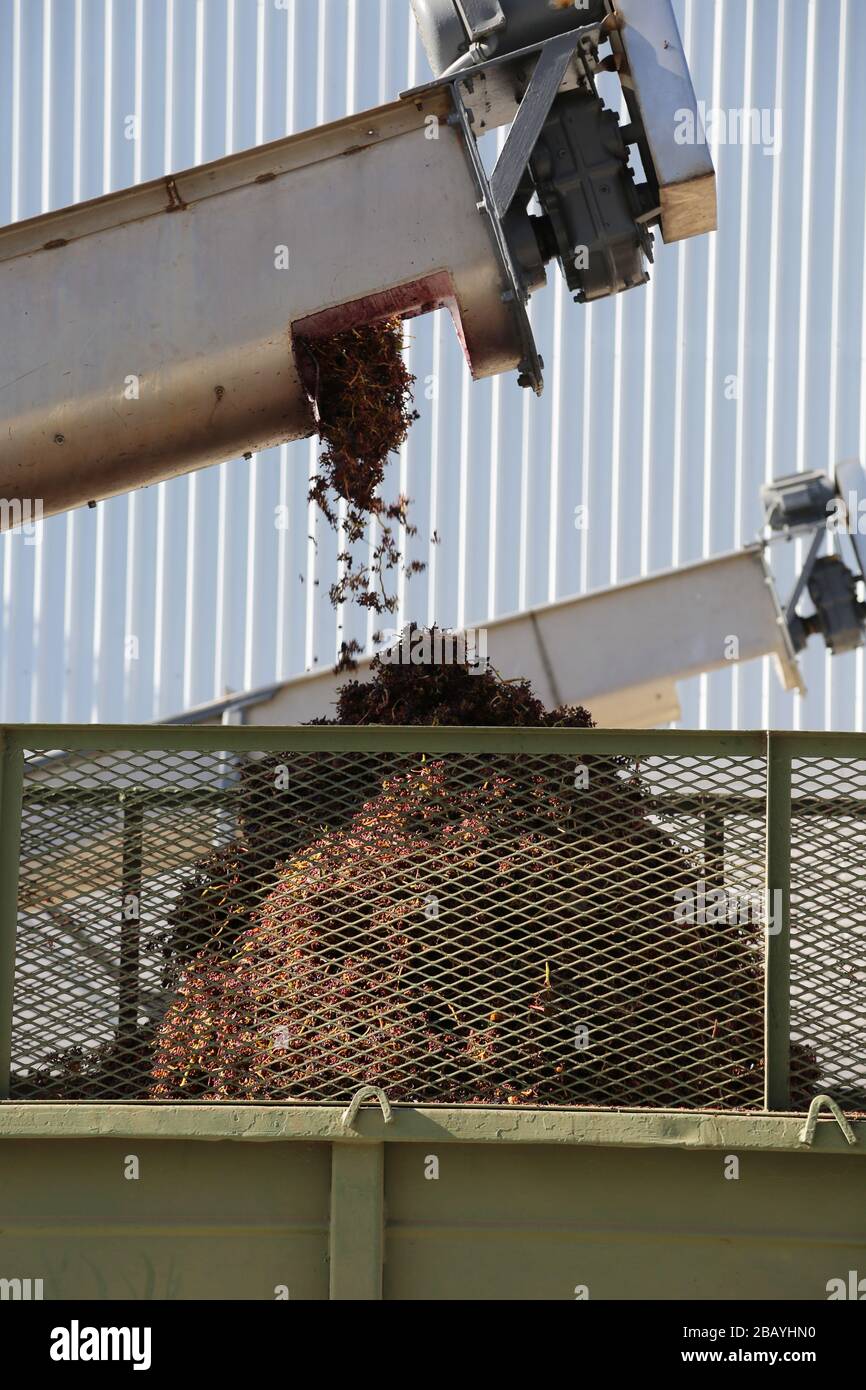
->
[0,0,715,522]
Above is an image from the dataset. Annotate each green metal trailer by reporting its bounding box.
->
[0,727,863,1301]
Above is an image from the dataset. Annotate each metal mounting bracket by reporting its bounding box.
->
[784,527,825,626]
[798,1094,858,1147]
[340,1085,394,1131]
[490,31,583,220]
[456,0,506,42]
[450,79,545,393]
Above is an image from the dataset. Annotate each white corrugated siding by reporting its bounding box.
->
[1,0,865,728]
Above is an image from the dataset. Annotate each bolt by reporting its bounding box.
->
[54,433,65,444]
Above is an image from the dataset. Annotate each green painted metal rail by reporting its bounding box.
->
[0,1101,863,1152]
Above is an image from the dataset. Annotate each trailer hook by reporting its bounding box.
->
[797,1094,857,1147]
[340,1085,394,1132]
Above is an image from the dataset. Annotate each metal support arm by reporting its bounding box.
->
[490,32,582,219]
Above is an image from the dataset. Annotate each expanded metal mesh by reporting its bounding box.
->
[8,743,787,1110]
[790,758,866,1110]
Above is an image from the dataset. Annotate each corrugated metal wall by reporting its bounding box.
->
[1,0,865,729]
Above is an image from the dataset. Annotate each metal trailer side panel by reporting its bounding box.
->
[0,1128,861,1301]
[385,1143,865,1301]
[0,1138,330,1302]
